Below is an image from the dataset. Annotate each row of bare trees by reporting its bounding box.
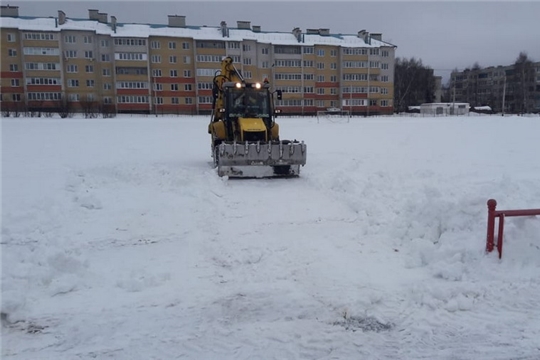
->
[1,97,116,119]
[393,57,437,113]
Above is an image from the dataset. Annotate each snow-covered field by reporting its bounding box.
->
[2,114,540,359]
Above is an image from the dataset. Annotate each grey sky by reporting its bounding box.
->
[6,1,540,82]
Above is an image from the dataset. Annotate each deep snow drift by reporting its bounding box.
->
[2,114,540,359]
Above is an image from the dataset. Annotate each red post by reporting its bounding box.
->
[497,214,505,259]
[486,199,497,253]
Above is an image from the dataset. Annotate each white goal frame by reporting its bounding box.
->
[316,110,350,123]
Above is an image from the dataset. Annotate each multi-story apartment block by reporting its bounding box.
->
[1,6,397,115]
[450,62,540,113]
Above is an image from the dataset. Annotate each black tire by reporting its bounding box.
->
[273,165,291,175]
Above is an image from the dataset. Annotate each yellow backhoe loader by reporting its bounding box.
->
[208,57,307,178]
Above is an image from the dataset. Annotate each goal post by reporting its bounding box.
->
[316,109,350,123]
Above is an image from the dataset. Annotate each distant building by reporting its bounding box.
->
[0,6,397,116]
[420,102,469,116]
[450,62,540,114]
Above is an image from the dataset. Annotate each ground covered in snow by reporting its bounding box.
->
[2,114,540,359]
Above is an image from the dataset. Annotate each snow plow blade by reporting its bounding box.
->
[216,140,307,178]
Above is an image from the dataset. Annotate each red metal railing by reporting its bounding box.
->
[486,199,540,259]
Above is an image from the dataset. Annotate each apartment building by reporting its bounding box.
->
[450,62,540,113]
[1,6,397,115]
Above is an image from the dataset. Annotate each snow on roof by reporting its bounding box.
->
[0,15,395,48]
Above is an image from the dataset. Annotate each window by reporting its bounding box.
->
[197,83,213,90]
[370,61,380,68]
[330,49,337,57]
[102,68,111,76]
[84,51,93,59]
[317,49,325,57]
[116,82,149,89]
[103,97,112,104]
[24,33,55,40]
[303,60,314,67]
[370,48,379,56]
[275,60,301,67]
[103,83,112,90]
[115,53,147,61]
[65,35,76,43]
[317,62,325,70]
[12,94,21,102]
[261,48,269,54]
[381,87,389,95]
[370,99,377,106]
[196,55,222,62]
[330,75,337,82]
[9,64,18,72]
[381,50,389,57]
[171,84,179,91]
[26,78,61,85]
[182,42,190,49]
[84,36,93,44]
[304,87,314,93]
[330,88,337,95]
[316,100,325,107]
[243,71,252,79]
[170,70,178,77]
[317,88,325,95]
[117,96,149,103]
[169,55,177,63]
[114,38,147,46]
[172,97,179,104]
[68,79,79,87]
[184,84,192,91]
[86,80,95,87]
[380,100,389,107]
[67,65,78,73]
[262,61,269,68]
[184,70,192,77]
[228,42,240,49]
[8,49,17,57]
[85,65,94,73]
[27,92,62,101]
[152,69,162,77]
[154,97,163,105]
[153,83,163,91]
[381,75,389,82]
[101,39,110,47]
[7,33,16,42]
[169,41,176,49]
[151,55,161,63]
[343,48,367,55]
[303,47,314,54]
[331,63,337,70]
[101,54,110,62]
[381,63,389,70]
[316,75,325,82]
[65,50,77,58]
[183,56,191,64]
[185,98,193,104]
[243,58,252,65]
[151,41,160,49]
[304,73,314,80]
[198,96,213,104]
[242,44,251,52]
[11,79,20,87]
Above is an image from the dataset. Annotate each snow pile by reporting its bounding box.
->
[2,115,540,359]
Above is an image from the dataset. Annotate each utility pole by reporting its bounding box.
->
[502,72,506,116]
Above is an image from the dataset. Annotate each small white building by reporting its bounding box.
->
[420,103,470,116]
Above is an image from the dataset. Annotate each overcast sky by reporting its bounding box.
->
[6,1,540,82]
